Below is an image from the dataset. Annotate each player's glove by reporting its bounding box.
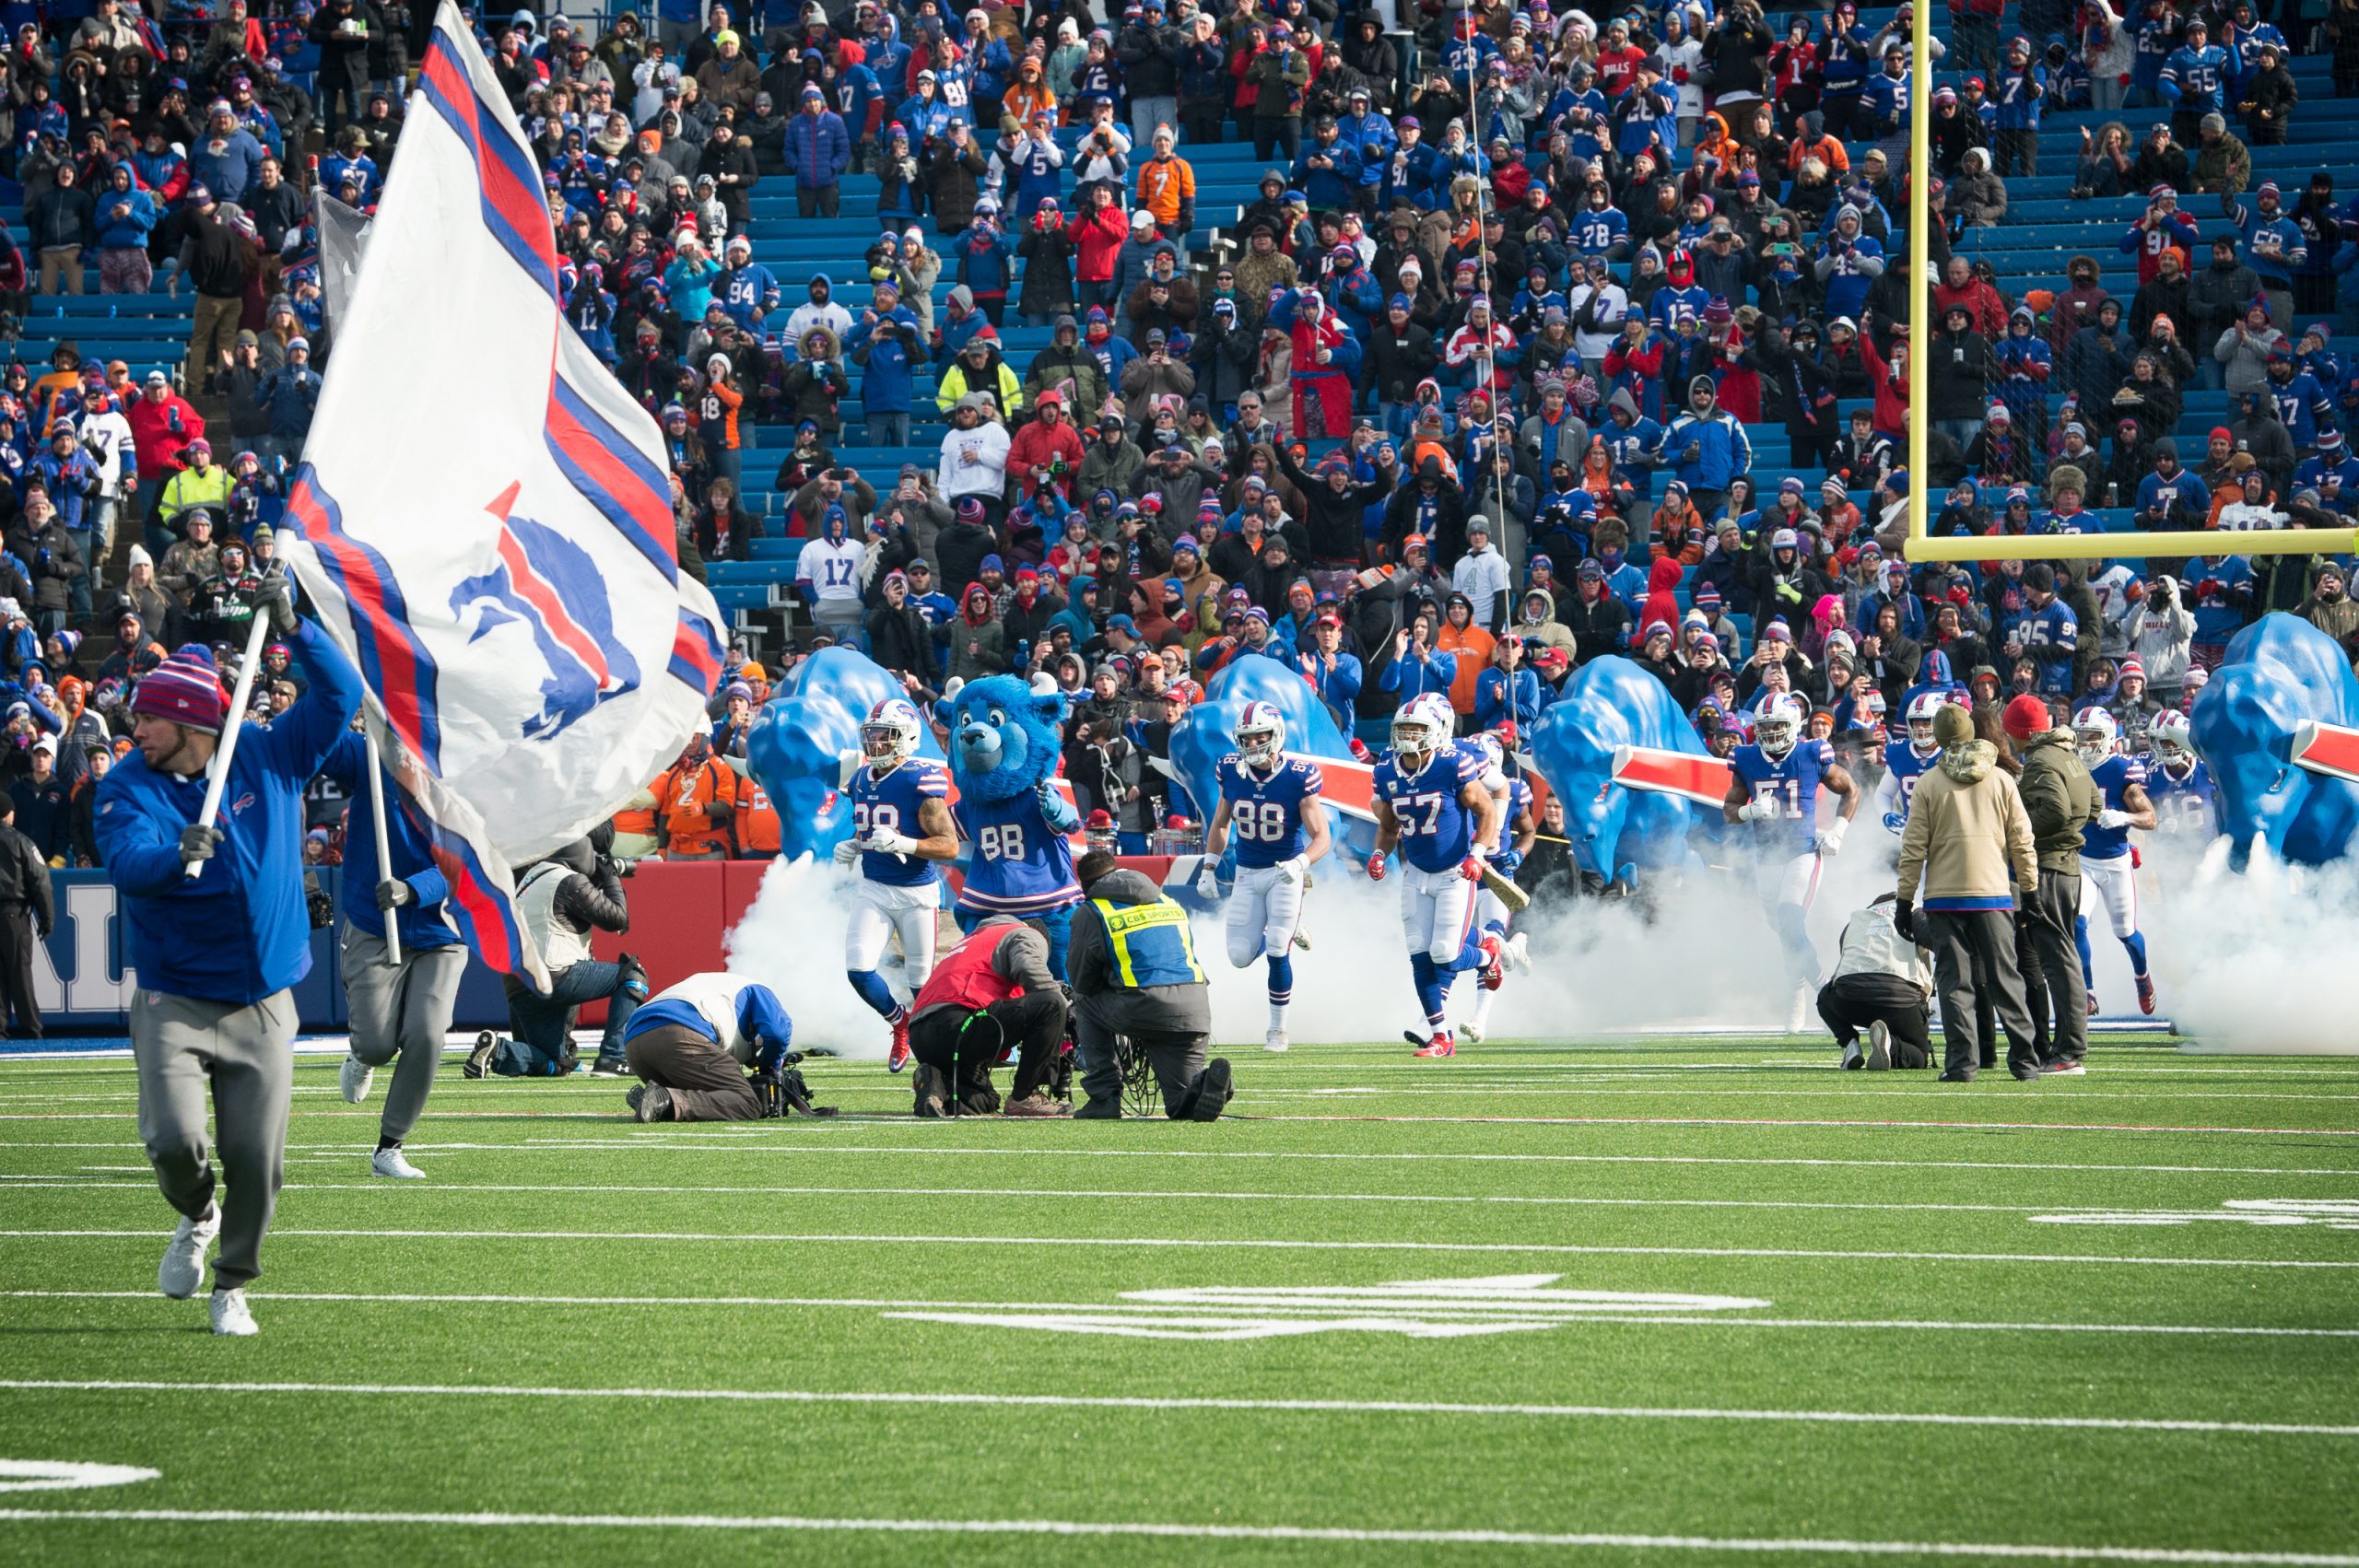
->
[1734,800,1766,823]
[1814,818,1848,857]
[1364,850,1388,881]
[179,824,220,862]
[832,837,862,864]
[2095,809,2130,829]
[1275,853,1309,884]
[1194,860,1221,898]
[1456,853,1485,882]
[375,878,415,910]
[864,826,917,856]
[1882,811,1906,833]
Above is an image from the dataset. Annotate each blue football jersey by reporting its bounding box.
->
[2147,758,2218,839]
[1215,754,1324,869]
[954,790,1080,914]
[1731,738,1834,853]
[1882,740,1938,815]
[2082,753,2145,860]
[1376,744,1484,872]
[852,759,947,887]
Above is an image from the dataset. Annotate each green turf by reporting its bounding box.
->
[1,1036,2355,1566]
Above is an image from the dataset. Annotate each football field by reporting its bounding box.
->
[1,1036,2355,1566]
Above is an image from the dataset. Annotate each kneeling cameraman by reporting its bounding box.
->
[908,917,1071,1117]
[1069,850,1231,1120]
[1818,893,1935,1071]
[622,973,796,1122]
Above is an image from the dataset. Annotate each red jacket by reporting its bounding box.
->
[1006,413,1086,498]
[1067,205,1129,284]
[912,923,1028,1015]
[125,392,205,484]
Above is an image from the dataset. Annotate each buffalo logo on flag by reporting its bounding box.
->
[279,0,724,987]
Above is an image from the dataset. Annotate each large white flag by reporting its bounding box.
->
[281,0,724,986]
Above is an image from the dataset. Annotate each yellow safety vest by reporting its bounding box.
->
[1090,895,1207,989]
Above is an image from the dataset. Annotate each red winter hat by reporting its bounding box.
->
[2001,694,2052,742]
[131,645,229,736]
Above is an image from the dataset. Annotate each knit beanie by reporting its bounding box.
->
[2001,694,2052,742]
[1931,704,1975,747]
[130,645,229,735]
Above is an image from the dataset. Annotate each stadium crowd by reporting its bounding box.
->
[0,0,2347,884]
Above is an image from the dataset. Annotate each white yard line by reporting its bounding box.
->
[0,1507,2351,1562]
[4,1227,2352,1268]
[1,1376,2354,1437]
[10,1289,2353,1339]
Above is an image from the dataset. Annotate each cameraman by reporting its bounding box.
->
[1068,850,1230,1120]
[906,915,1070,1118]
[620,973,795,1123]
[465,828,647,1079]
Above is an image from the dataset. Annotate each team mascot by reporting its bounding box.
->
[1165,656,1378,889]
[743,649,945,861]
[1526,656,1712,894]
[2191,614,2359,869]
[944,674,1084,976]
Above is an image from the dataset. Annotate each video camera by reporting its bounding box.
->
[749,1050,838,1117]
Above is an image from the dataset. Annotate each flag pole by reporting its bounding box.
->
[183,600,276,880]
[364,727,404,965]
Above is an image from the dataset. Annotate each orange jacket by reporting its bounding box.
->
[734,776,782,855]
[1135,153,1195,225]
[1436,622,1495,715]
[653,754,739,855]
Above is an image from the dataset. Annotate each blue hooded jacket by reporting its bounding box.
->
[316,729,462,952]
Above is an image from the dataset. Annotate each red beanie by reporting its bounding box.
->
[2001,694,2052,742]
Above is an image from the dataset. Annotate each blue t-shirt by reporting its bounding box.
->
[853,758,948,887]
[2147,758,2219,840]
[1882,739,1938,818]
[2081,752,2146,860]
[954,790,1080,915]
[1731,737,1834,855]
[1376,743,1484,872]
[1215,754,1324,869]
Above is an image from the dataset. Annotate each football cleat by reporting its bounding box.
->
[1460,1019,1486,1044]
[370,1147,426,1181]
[888,1016,913,1073]
[158,1203,220,1299]
[337,1054,373,1104]
[2136,974,2156,1015]
[464,1032,498,1079]
[1412,1031,1457,1059]
[1502,931,1532,973]
[1263,1028,1289,1053]
[1478,934,1505,991]
[208,1287,258,1337]
[1293,926,1313,951]
[1788,986,1813,1036]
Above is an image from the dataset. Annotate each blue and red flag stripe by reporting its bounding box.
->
[671,607,725,692]
[412,801,534,978]
[287,470,447,772]
[417,25,560,303]
[546,376,678,583]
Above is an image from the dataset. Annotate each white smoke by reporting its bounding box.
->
[2143,839,2359,1054]
[724,853,901,1061]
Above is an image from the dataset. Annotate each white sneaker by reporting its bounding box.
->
[1788,986,1813,1036]
[1263,1028,1289,1053]
[1503,932,1532,973]
[208,1287,258,1337]
[338,1054,374,1105]
[158,1203,220,1299]
[370,1147,426,1180]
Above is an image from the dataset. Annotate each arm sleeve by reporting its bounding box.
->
[994,925,1062,993]
[259,615,366,780]
[95,780,186,897]
[740,985,796,1068]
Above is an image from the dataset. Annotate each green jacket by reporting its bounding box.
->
[2015,730,2099,874]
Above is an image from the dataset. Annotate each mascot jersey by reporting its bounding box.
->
[2081,754,2145,860]
[1882,740,1937,814]
[2147,759,2218,838]
[1731,738,1835,855]
[854,758,948,887]
[1375,744,1484,872]
[954,790,1080,915]
[1215,755,1323,869]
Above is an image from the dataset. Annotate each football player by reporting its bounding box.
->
[1198,701,1332,1053]
[1724,694,1860,1033]
[2072,707,2159,1023]
[1460,730,1535,1044]
[2143,711,2220,840]
[1875,692,1950,832]
[1370,696,1503,1059]
[834,698,957,1071]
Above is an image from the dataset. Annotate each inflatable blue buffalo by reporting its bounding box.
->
[744,648,945,861]
[1165,656,1377,872]
[1527,655,1711,891]
[2191,613,2359,869]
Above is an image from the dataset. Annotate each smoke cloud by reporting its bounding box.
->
[2143,837,2359,1054]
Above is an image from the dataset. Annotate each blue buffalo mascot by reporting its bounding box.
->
[943,674,1084,976]
[2191,613,2359,869]
[1164,657,1378,892]
[744,648,945,862]
[1527,655,1712,893]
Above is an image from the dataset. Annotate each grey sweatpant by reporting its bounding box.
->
[342,930,467,1143]
[132,988,297,1290]
[1920,909,2039,1078]
[1074,993,1210,1117]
